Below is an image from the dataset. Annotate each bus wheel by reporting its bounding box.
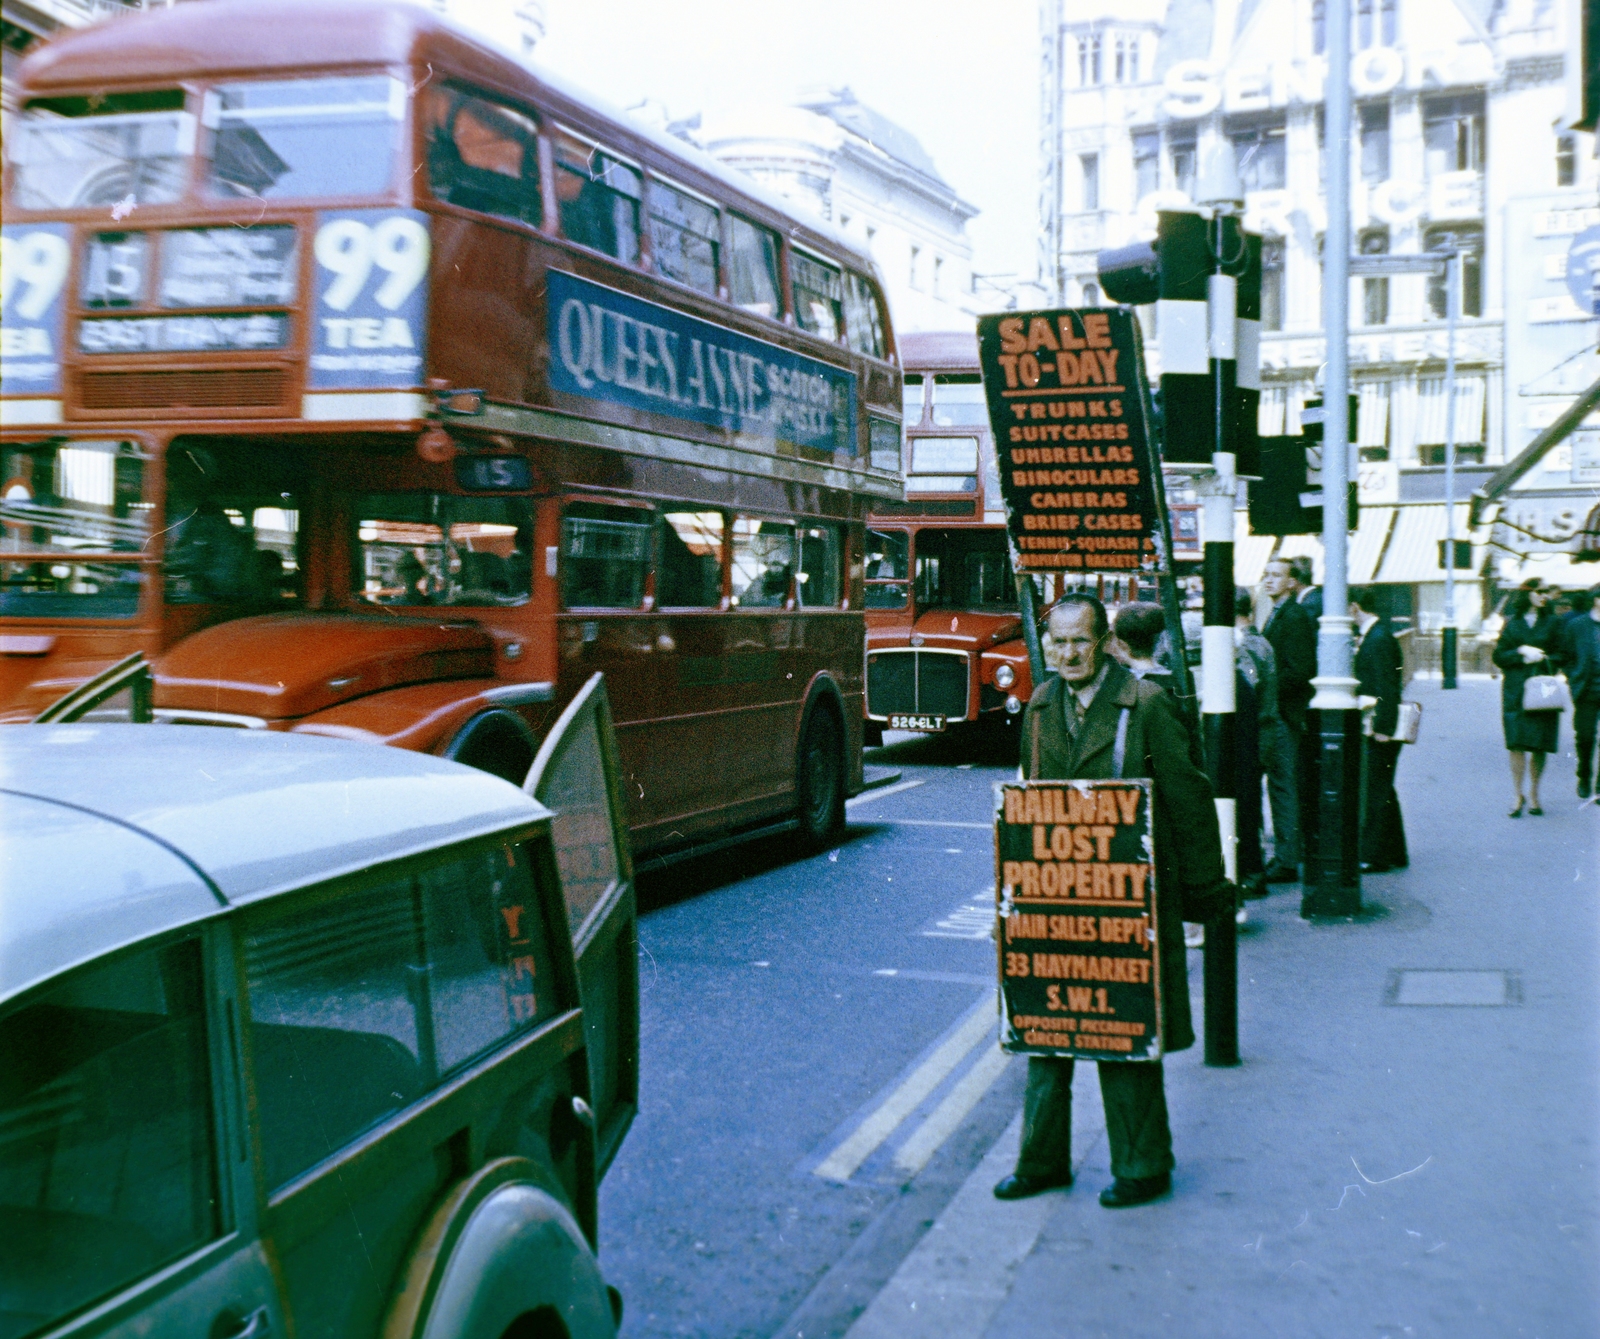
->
[797,704,845,845]
[445,710,536,787]
[864,721,884,749]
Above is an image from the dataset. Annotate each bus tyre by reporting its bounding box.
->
[446,710,537,787]
[797,705,845,846]
[864,721,884,749]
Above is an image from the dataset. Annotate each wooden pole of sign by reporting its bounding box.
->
[1017,574,1048,690]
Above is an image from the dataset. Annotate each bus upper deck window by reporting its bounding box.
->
[203,76,402,200]
[842,271,887,359]
[554,134,641,265]
[425,88,542,226]
[931,373,988,427]
[791,251,843,343]
[728,216,781,318]
[10,93,192,210]
[648,179,719,294]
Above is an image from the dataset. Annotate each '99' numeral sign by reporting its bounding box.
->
[308,209,430,392]
[1,224,72,395]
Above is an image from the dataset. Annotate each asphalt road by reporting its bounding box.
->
[597,726,1028,1339]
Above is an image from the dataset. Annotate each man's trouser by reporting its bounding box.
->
[1259,718,1300,867]
[1015,1056,1173,1182]
[1360,738,1408,868]
[1576,698,1600,792]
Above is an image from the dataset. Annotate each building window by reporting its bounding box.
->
[1356,0,1398,47]
[1134,131,1159,200]
[1113,35,1139,83]
[1170,134,1197,196]
[909,244,921,289]
[1360,103,1390,184]
[1359,228,1390,326]
[932,254,944,297]
[1424,225,1483,318]
[1557,133,1577,187]
[1312,0,1326,54]
[1230,119,1287,192]
[1083,281,1101,305]
[1261,239,1285,332]
[1423,94,1485,175]
[1080,153,1100,211]
[1078,33,1102,85]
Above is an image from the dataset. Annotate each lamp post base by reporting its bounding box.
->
[1442,625,1458,690]
[1301,705,1364,919]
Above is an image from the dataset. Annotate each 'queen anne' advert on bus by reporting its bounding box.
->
[548,269,856,456]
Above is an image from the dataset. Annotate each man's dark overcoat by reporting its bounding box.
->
[1022,660,1224,1053]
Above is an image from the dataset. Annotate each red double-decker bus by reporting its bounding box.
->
[864,331,1029,745]
[0,0,903,854]
[863,331,1150,748]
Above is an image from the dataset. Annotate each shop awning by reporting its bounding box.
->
[1233,511,1279,586]
[1375,503,1476,584]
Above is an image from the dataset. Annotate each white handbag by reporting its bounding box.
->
[1394,701,1422,744]
[1522,674,1571,713]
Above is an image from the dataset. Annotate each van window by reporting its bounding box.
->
[728,215,781,317]
[554,133,641,264]
[561,502,652,609]
[648,179,719,293]
[0,938,220,1330]
[791,251,843,342]
[244,842,557,1190]
[424,87,543,226]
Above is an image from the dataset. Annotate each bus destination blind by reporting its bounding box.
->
[975,308,1159,573]
[995,780,1163,1062]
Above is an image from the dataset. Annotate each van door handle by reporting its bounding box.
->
[218,1307,271,1339]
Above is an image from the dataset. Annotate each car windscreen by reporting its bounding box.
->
[203,76,402,200]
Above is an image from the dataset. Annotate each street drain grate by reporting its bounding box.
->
[1384,969,1522,1006]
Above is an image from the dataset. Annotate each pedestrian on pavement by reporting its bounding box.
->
[1350,586,1408,872]
[994,595,1229,1210]
[1493,582,1562,817]
[1112,602,1176,694]
[1236,586,1295,885]
[1261,557,1317,875]
[1288,554,1323,623]
[1563,586,1600,801]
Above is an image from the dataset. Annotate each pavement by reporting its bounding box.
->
[841,677,1600,1339]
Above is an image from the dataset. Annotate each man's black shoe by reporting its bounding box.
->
[1360,861,1393,875]
[1263,863,1299,884]
[993,1172,1072,1200]
[1580,782,1593,800]
[1098,1172,1171,1208]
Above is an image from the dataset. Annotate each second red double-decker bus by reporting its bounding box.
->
[0,0,904,857]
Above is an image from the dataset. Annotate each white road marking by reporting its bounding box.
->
[847,777,928,807]
[923,891,996,940]
[813,991,997,1183]
[880,819,991,829]
[892,1044,1012,1176]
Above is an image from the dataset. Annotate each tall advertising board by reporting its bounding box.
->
[975,309,1160,573]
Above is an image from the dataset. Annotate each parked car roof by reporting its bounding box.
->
[0,725,548,1003]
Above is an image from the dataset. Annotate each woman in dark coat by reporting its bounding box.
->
[1493,583,1561,816]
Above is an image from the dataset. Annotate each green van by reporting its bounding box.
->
[0,676,638,1339]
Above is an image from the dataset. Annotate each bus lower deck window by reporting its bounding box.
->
[796,526,841,607]
[658,511,723,608]
[731,518,795,609]
[561,503,651,609]
[355,493,532,608]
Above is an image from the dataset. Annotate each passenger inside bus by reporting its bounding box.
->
[356,494,532,607]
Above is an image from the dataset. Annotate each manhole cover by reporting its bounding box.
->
[1384,969,1522,1006]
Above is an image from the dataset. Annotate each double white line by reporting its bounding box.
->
[814,990,1011,1183]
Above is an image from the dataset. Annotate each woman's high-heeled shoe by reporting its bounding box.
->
[1529,805,1544,816]
[1508,801,1525,818]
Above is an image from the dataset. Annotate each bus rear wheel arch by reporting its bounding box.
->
[796,696,846,846]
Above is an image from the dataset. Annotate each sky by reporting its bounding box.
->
[448,0,1040,282]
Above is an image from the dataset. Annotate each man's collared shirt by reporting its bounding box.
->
[1062,660,1110,732]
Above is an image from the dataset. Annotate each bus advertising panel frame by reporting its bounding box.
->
[995,778,1162,1062]
[975,308,1160,575]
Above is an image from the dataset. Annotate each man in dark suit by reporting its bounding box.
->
[1261,557,1317,878]
[1565,586,1600,800]
[993,595,1227,1209]
[1289,555,1323,623]
[1351,585,1408,871]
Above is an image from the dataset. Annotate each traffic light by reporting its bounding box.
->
[1096,210,1260,475]
[1246,396,1359,536]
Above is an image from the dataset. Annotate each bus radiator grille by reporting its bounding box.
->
[76,369,288,411]
[866,649,969,721]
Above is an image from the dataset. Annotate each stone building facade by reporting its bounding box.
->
[1038,0,1599,618]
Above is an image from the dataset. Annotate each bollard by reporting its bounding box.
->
[1203,890,1241,1066]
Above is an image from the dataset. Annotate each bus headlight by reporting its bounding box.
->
[1006,695,1023,714]
[994,663,1015,689]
